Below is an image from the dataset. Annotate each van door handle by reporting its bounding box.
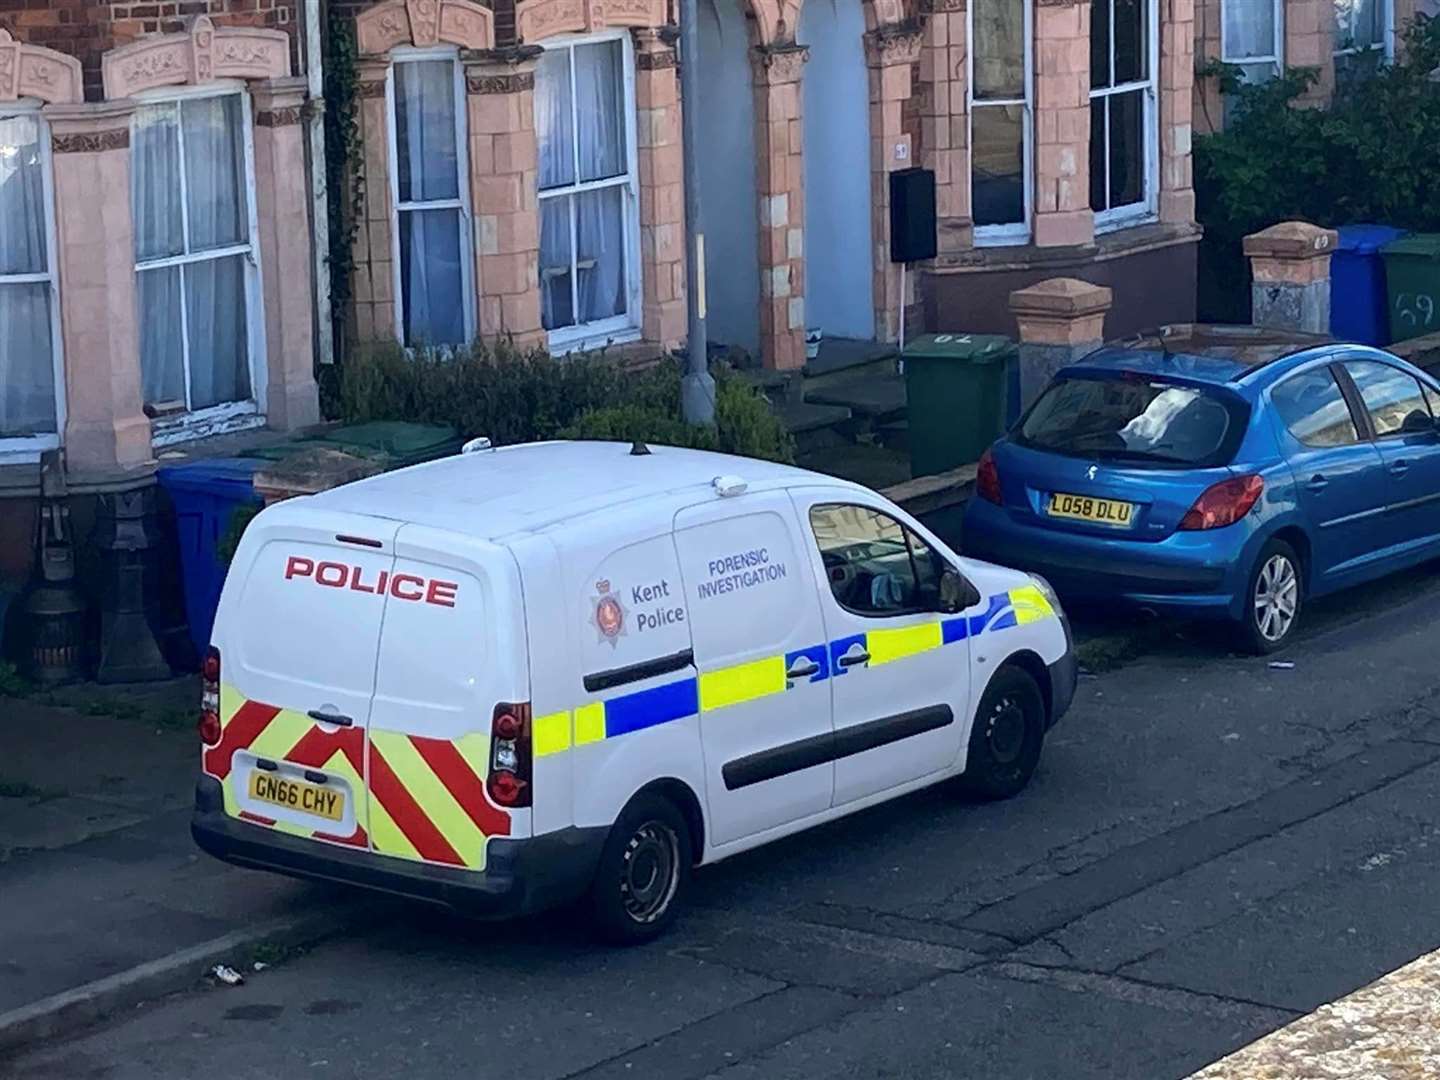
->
[786,658,820,679]
[307,709,354,727]
[837,650,871,668]
[1306,474,1329,492]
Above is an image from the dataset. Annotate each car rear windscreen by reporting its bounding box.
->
[1017,375,1246,467]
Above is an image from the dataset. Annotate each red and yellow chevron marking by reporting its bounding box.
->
[203,686,510,869]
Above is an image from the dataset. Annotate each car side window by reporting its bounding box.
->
[808,504,944,617]
[1344,360,1431,437]
[1270,369,1359,448]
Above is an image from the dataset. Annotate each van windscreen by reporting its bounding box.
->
[1016,375,1246,468]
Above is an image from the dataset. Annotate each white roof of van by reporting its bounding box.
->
[307,440,859,541]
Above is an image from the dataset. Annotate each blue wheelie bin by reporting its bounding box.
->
[1331,224,1408,345]
[156,458,265,656]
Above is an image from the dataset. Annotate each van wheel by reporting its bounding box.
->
[1235,538,1303,655]
[959,666,1045,801]
[588,793,692,945]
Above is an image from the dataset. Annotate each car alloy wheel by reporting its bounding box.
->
[619,820,681,925]
[1253,552,1299,644]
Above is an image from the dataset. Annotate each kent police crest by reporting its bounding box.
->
[591,580,627,645]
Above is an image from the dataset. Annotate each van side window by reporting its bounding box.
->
[808,504,943,617]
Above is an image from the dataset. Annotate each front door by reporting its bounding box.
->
[673,494,835,846]
[1269,363,1391,584]
[794,493,970,808]
[1341,358,1440,559]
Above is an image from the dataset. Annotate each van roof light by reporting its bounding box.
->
[462,436,493,454]
[713,474,747,497]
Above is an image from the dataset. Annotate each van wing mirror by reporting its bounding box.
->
[939,568,980,614]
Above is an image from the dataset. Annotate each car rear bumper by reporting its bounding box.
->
[192,775,606,919]
[964,499,1255,620]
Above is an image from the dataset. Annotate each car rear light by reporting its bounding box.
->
[487,702,532,808]
[977,447,1002,505]
[199,646,222,746]
[1179,475,1264,530]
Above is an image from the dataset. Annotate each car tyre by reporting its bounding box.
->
[588,792,692,945]
[958,665,1046,801]
[1236,538,1303,655]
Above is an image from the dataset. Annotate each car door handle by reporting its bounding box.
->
[786,658,820,679]
[837,650,871,668]
[307,709,354,727]
[1389,460,1411,477]
[1306,474,1329,492]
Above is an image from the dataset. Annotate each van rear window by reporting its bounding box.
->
[1016,375,1246,467]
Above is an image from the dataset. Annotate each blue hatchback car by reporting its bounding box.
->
[963,325,1440,652]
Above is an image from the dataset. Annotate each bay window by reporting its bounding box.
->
[0,109,62,453]
[388,52,474,347]
[536,33,641,350]
[133,89,262,438]
[970,0,1032,243]
[1089,0,1158,227]
[1222,0,1283,83]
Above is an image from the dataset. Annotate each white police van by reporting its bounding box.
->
[193,441,1076,942]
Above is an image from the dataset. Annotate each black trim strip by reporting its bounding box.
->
[1389,490,1440,513]
[722,704,954,791]
[583,649,695,694]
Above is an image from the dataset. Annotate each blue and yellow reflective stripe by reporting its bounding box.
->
[534,589,1053,757]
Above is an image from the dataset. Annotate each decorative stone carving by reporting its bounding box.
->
[52,129,131,154]
[864,25,923,66]
[466,71,537,94]
[256,105,305,127]
[751,43,809,85]
[355,0,495,55]
[515,0,667,43]
[0,28,84,105]
[636,49,677,69]
[919,0,967,11]
[101,17,291,99]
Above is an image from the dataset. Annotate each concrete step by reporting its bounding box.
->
[776,398,853,435]
[803,337,897,379]
[803,372,908,424]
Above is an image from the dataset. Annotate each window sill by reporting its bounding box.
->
[548,324,643,357]
[929,220,1202,275]
[151,406,266,448]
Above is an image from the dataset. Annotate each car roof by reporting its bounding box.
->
[1078,324,1337,385]
[306,440,862,541]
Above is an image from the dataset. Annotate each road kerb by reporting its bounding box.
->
[0,902,368,1055]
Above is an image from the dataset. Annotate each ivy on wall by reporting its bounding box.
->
[323,3,366,365]
[1194,15,1440,321]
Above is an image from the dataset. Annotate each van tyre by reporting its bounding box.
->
[588,793,692,945]
[1236,538,1303,655]
[959,665,1045,801]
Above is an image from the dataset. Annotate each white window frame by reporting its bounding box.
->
[1333,0,1393,62]
[1219,0,1285,81]
[537,29,643,355]
[131,80,268,446]
[0,102,64,464]
[386,47,477,350]
[967,0,1034,245]
[1090,0,1160,233]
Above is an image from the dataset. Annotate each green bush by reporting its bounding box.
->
[338,339,794,463]
[1195,15,1440,319]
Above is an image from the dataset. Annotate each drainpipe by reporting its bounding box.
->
[303,0,335,366]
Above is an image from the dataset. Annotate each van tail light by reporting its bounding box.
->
[1179,475,1265,531]
[199,647,222,747]
[487,702,532,808]
[977,447,1002,505]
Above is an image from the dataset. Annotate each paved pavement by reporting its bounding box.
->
[6,560,1440,1080]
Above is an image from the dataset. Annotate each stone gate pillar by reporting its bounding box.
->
[1009,277,1112,406]
[1244,221,1337,335]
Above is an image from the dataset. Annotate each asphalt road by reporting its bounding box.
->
[10,562,1440,1080]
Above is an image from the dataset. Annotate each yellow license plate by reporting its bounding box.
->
[1047,492,1136,527]
[248,770,345,822]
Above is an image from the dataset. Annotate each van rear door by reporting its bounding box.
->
[207,506,400,851]
[365,524,526,871]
